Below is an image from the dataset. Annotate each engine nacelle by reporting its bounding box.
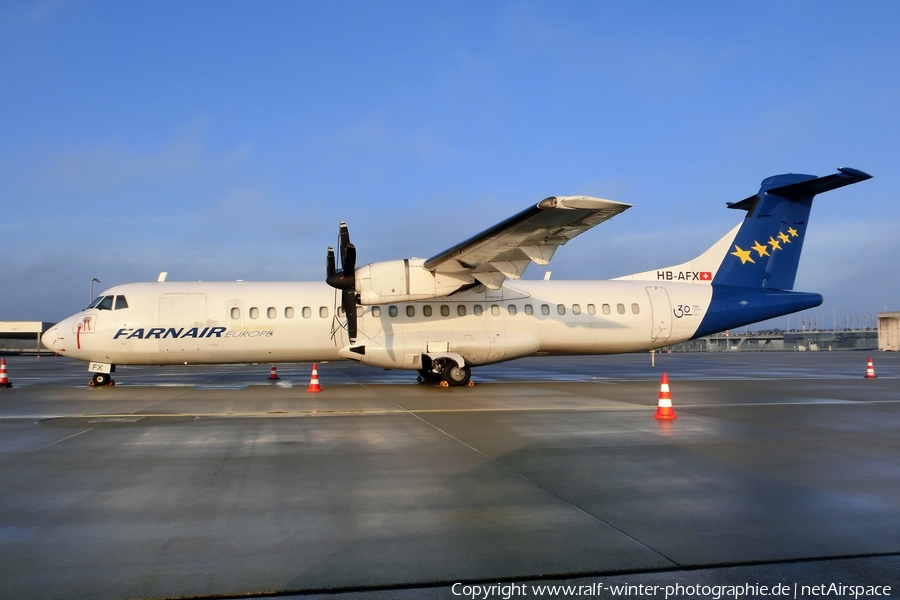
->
[355,258,474,304]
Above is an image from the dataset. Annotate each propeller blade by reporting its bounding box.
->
[326,246,336,280]
[342,289,358,343]
[338,222,351,266]
[343,243,356,275]
[327,223,357,292]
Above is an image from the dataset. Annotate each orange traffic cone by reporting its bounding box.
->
[653,372,676,420]
[268,366,280,380]
[307,363,321,393]
[0,358,11,388]
[865,357,876,379]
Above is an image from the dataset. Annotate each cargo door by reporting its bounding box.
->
[158,294,208,355]
[645,286,672,341]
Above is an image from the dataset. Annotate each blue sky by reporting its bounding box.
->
[2,1,898,328]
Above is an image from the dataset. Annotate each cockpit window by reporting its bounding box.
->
[96,295,114,311]
[114,296,128,310]
[87,296,104,309]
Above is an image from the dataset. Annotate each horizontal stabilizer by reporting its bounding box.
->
[765,167,872,200]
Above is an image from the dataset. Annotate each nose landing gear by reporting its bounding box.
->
[89,364,116,387]
[90,372,114,387]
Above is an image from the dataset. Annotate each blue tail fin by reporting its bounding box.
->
[712,167,871,290]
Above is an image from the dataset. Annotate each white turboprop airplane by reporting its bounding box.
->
[42,168,871,387]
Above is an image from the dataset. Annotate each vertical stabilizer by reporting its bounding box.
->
[713,167,871,290]
[618,168,872,290]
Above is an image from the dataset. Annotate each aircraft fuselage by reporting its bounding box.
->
[42,279,716,369]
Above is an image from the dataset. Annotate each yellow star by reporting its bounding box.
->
[778,232,790,244]
[751,240,770,257]
[731,245,755,264]
[768,236,782,251]
[787,227,798,237]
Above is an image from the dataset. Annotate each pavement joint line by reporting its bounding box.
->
[7,375,898,389]
[7,398,900,422]
[377,395,682,571]
[0,427,93,467]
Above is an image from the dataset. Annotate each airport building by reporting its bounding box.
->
[666,329,879,352]
[879,311,900,351]
[0,321,53,355]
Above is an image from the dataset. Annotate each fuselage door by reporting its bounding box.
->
[646,286,672,341]
[158,293,208,355]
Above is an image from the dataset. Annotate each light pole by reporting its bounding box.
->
[90,277,100,303]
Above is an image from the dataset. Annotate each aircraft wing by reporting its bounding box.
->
[422,196,631,289]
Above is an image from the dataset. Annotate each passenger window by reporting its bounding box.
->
[357,306,364,317]
[440,305,450,317]
[602,303,611,315]
[508,304,517,316]
[114,296,128,310]
[338,306,345,316]
[617,303,625,314]
[541,304,550,316]
[406,305,415,317]
[267,307,276,319]
[557,304,566,315]
[572,304,581,315]
[230,307,240,319]
[285,307,294,318]
[319,306,329,318]
[587,304,595,315]
[97,296,114,311]
[491,305,500,316]
[632,303,640,314]
[249,307,259,319]
[302,307,311,318]
[524,304,533,315]
[372,306,381,317]
[423,305,433,317]
[389,306,398,317]
[474,305,483,316]
[457,305,466,316]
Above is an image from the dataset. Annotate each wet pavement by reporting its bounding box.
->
[0,352,898,599]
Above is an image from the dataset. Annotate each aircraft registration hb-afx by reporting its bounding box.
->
[43,167,871,386]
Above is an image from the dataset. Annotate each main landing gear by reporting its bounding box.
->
[417,359,472,387]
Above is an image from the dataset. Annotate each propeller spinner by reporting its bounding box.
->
[326,222,358,343]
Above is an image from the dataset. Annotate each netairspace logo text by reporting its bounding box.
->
[450,582,893,599]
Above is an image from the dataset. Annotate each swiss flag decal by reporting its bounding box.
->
[699,272,712,281]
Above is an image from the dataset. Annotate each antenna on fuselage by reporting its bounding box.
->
[157,272,168,282]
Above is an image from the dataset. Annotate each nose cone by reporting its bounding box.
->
[41,323,66,353]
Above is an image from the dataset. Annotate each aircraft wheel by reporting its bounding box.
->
[442,362,471,387]
[91,372,110,387]
[417,369,442,384]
